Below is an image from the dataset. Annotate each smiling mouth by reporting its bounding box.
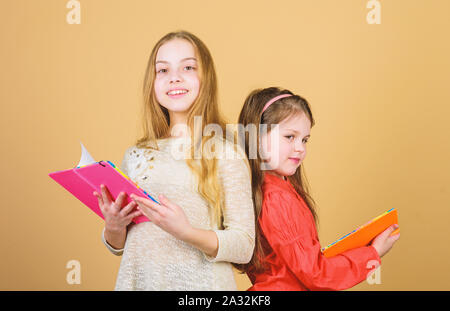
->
[167,89,189,96]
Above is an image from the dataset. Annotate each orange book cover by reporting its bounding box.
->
[321,208,399,258]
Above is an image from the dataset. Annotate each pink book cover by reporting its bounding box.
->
[48,143,156,224]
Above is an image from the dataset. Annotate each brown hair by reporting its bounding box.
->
[236,87,319,273]
[136,30,227,230]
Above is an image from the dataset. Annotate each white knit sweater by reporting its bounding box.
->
[101,136,255,290]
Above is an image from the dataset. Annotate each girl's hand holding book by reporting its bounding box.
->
[130,193,192,241]
[94,184,143,233]
[370,224,400,258]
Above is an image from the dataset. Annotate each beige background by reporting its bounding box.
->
[2,0,449,290]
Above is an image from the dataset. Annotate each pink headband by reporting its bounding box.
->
[262,94,293,113]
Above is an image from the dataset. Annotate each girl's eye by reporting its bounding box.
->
[157,68,167,73]
[184,66,195,71]
[285,135,294,140]
[303,139,309,144]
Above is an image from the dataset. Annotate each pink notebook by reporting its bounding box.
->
[48,143,156,224]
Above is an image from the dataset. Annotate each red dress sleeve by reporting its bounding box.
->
[260,190,381,291]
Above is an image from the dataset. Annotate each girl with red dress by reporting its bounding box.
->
[236,87,400,290]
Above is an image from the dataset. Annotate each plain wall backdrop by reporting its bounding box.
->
[1,0,449,290]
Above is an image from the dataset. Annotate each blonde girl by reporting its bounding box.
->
[94,31,255,290]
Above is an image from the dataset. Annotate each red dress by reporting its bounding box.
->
[247,173,381,291]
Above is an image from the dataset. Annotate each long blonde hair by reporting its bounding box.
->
[237,87,318,273]
[136,30,227,228]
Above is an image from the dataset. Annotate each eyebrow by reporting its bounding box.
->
[155,57,197,64]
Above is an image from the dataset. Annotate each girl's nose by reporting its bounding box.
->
[294,139,305,152]
[169,71,183,83]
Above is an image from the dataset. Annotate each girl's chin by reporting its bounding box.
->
[283,168,299,177]
[271,169,296,178]
[161,103,193,113]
